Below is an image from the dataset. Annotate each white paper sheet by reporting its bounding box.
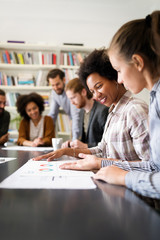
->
[0,159,96,189]
[0,157,16,164]
[2,146,54,152]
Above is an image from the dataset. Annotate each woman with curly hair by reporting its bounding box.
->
[16,92,55,147]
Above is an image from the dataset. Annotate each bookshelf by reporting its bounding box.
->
[59,45,93,82]
[0,42,93,140]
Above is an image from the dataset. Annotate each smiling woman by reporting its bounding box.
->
[16,92,55,147]
[77,49,150,162]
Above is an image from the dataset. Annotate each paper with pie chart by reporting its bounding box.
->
[0,159,96,189]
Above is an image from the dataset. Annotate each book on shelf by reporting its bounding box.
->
[63,53,68,66]
[36,70,48,86]
[60,52,64,65]
[63,68,78,83]
[57,113,71,133]
[17,53,25,64]
[2,53,8,63]
[0,52,3,63]
[41,94,49,107]
[52,54,56,64]
[68,52,74,66]
[9,53,14,64]
[13,52,19,64]
[17,73,35,86]
[5,50,11,64]
[60,52,87,66]
[0,72,2,85]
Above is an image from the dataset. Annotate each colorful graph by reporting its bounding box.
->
[39,168,54,172]
[40,164,54,167]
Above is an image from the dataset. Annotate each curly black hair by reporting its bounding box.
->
[0,89,5,96]
[78,48,117,91]
[16,92,44,120]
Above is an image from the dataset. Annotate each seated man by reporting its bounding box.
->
[0,89,10,145]
[62,78,109,148]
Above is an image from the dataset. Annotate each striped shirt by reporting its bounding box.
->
[90,91,149,161]
[102,80,160,199]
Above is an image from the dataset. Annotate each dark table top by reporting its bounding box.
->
[0,147,160,240]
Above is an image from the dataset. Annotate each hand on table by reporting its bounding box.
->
[33,148,65,161]
[93,165,127,186]
[33,138,44,147]
[60,153,102,171]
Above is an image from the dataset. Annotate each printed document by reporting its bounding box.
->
[0,159,96,189]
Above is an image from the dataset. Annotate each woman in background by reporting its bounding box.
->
[17,92,55,147]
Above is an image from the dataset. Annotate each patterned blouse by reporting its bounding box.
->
[90,91,149,161]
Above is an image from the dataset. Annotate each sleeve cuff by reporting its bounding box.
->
[125,171,133,189]
[101,160,114,167]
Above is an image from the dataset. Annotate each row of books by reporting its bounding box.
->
[6,92,50,107]
[0,71,48,86]
[60,52,88,66]
[57,113,71,133]
[0,72,35,86]
[63,68,79,83]
[0,70,78,87]
[0,50,57,65]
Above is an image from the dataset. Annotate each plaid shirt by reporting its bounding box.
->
[90,91,149,161]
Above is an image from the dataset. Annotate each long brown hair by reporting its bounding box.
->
[109,11,160,78]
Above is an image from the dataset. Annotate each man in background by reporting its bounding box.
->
[0,89,10,145]
[47,69,82,141]
[62,78,109,148]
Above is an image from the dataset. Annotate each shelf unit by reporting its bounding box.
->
[0,42,93,140]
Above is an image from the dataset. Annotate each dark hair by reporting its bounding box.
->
[16,92,44,120]
[0,89,5,96]
[65,78,93,99]
[109,11,160,78]
[47,68,65,83]
[78,49,117,91]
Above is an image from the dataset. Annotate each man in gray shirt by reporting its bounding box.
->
[47,69,82,140]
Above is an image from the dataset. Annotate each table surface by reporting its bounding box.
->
[0,147,160,240]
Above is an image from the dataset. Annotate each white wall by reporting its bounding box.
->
[0,0,160,47]
[0,0,160,103]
